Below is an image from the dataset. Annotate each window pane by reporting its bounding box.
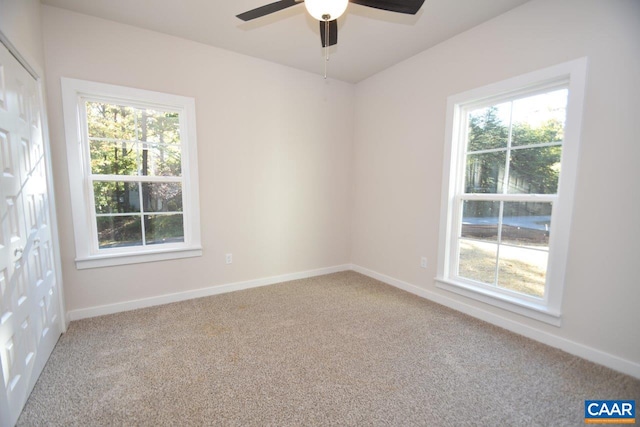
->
[461,201,500,242]
[97,215,142,248]
[140,144,182,176]
[465,151,506,193]
[467,102,510,151]
[142,182,183,212]
[94,181,140,214]
[502,202,552,248]
[511,89,567,147]
[139,110,181,144]
[90,140,138,175]
[86,102,137,140]
[144,214,184,245]
[458,239,497,284]
[497,245,548,298]
[508,146,562,194]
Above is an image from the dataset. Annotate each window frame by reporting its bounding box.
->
[436,59,587,326]
[61,78,202,269]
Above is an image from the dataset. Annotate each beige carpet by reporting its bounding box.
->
[18,271,640,426]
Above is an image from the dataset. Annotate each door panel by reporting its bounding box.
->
[0,41,62,427]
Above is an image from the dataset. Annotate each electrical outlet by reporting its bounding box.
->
[420,257,427,268]
[225,253,233,264]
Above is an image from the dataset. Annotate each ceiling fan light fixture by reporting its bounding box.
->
[304,0,348,21]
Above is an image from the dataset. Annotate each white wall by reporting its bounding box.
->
[0,0,44,69]
[351,0,640,369]
[42,6,354,313]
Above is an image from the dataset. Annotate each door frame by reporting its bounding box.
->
[0,30,67,332]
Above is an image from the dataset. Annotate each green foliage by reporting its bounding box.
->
[145,214,185,244]
[86,102,182,177]
[93,181,139,214]
[512,117,564,146]
[86,101,185,246]
[465,106,563,196]
[96,216,142,248]
[467,106,508,151]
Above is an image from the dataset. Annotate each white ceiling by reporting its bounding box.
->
[41,0,531,83]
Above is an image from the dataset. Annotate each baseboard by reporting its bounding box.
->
[65,262,639,379]
[350,264,640,380]
[66,264,351,322]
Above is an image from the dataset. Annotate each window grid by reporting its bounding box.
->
[81,99,186,251]
[453,86,568,300]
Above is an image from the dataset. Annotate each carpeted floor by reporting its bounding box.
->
[17,271,640,426]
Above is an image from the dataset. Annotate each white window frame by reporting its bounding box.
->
[61,78,202,269]
[436,58,587,326]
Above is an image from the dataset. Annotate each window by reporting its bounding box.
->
[437,59,587,325]
[61,78,202,269]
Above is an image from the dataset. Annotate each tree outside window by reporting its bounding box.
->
[85,101,185,248]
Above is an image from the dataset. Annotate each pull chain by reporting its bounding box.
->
[323,16,330,79]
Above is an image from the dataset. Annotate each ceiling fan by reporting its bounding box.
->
[236,0,426,49]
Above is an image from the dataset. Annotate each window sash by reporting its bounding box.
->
[466,141,562,156]
[88,175,183,183]
[449,194,556,304]
[88,178,186,249]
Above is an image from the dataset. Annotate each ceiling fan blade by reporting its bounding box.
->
[236,0,301,21]
[349,0,425,14]
[319,19,338,47]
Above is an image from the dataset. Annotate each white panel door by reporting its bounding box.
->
[0,42,62,427]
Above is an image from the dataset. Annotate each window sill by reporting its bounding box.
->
[75,247,202,269]
[435,277,562,327]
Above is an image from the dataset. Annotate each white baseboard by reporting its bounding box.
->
[350,264,640,380]
[66,264,351,322]
[65,262,639,379]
